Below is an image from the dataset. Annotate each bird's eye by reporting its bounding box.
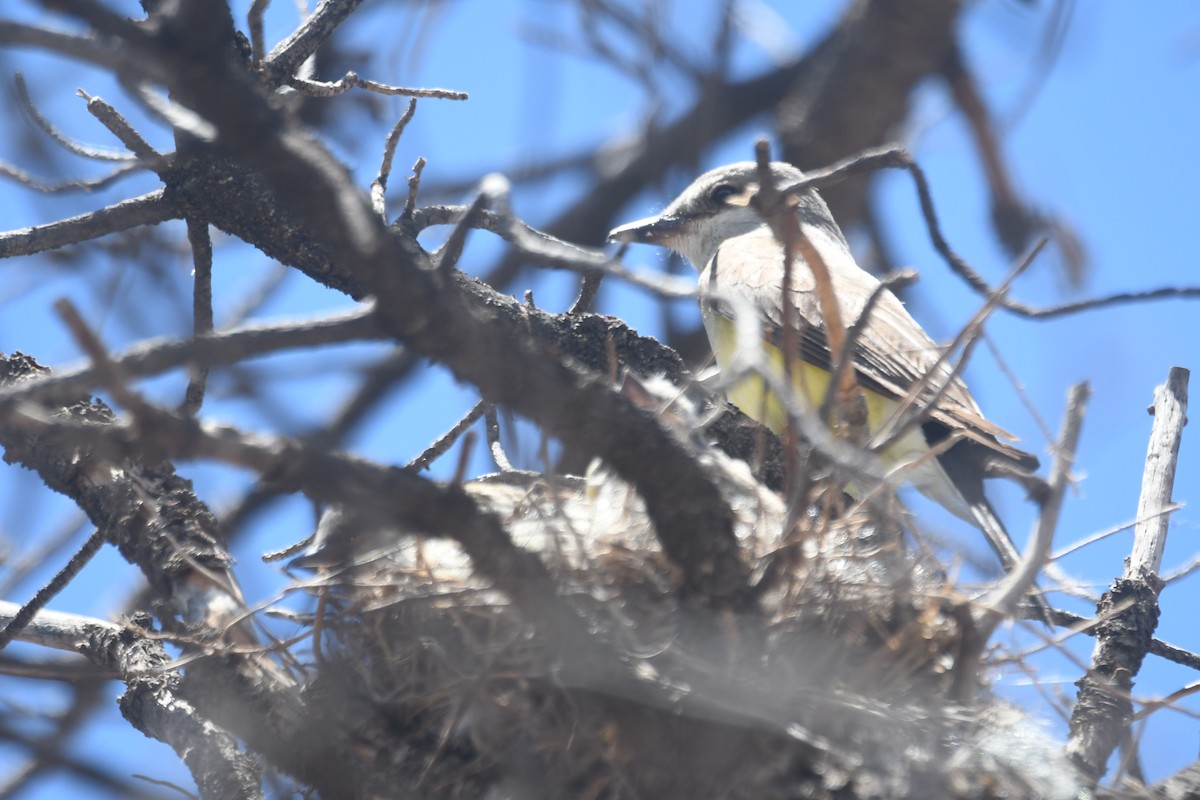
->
[709,183,738,204]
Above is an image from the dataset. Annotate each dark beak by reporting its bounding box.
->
[607,213,688,246]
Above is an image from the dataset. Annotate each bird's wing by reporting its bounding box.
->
[703,229,1038,471]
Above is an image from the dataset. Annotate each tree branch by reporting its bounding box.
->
[130,0,753,611]
[0,191,177,257]
[1068,367,1190,784]
[0,601,261,800]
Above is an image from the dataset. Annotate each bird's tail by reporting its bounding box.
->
[935,450,1056,628]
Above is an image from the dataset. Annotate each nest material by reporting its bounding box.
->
[288,445,1077,799]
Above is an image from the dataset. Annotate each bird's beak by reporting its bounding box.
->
[607,213,688,246]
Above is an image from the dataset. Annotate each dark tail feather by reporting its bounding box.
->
[939,445,1056,628]
[963,491,1056,628]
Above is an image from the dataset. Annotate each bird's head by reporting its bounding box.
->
[608,161,819,270]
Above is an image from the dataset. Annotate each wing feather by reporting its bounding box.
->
[701,228,1038,471]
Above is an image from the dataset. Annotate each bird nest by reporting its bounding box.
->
[285,441,1075,799]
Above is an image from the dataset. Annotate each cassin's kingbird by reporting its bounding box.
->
[609,161,1042,597]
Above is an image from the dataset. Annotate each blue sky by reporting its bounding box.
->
[1,1,1199,795]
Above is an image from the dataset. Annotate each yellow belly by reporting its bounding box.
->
[707,315,931,473]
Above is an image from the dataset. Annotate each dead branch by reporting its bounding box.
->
[1068,367,1190,784]
[785,146,1200,320]
[0,304,386,414]
[0,191,177,257]
[14,72,135,162]
[108,0,755,611]
[0,601,261,800]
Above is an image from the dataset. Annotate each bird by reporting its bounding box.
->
[609,160,1047,618]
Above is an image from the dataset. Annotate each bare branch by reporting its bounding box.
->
[407,400,487,472]
[1047,608,1200,672]
[0,600,121,657]
[0,157,145,193]
[942,43,1045,260]
[785,145,1200,320]
[406,203,605,267]
[869,238,1046,454]
[1130,367,1189,580]
[0,304,385,414]
[263,0,367,84]
[1151,759,1200,800]
[431,186,490,271]
[0,601,261,800]
[1068,368,1190,784]
[401,156,425,221]
[14,72,134,162]
[4,394,639,692]
[287,71,467,100]
[0,530,105,652]
[181,220,214,416]
[77,89,163,164]
[370,98,417,220]
[0,20,161,80]
[484,403,514,472]
[248,0,271,63]
[0,351,239,633]
[0,190,177,258]
[817,268,917,424]
[976,383,1088,631]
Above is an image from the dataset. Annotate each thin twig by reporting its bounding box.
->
[1051,505,1181,562]
[753,141,862,445]
[14,73,134,162]
[781,145,1200,320]
[370,99,417,220]
[0,191,176,258]
[570,272,603,314]
[0,159,145,194]
[982,332,1057,448]
[77,89,163,165]
[0,530,106,652]
[0,20,162,81]
[248,0,271,63]
[53,298,144,413]
[816,268,918,424]
[0,305,386,415]
[484,404,514,472]
[287,71,467,100]
[869,238,1047,455]
[432,189,490,271]
[181,220,214,416]
[260,533,315,564]
[1161,553,1200,586]
[263,0,368,83]
[220,264,290,329]
[404,203,611,272]
[0,512,89,596]
[402,157,426,221]
[124,81,216,142]
[976,382,1088,630]
[1130,680,1200,723]
[407,401,487,471]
